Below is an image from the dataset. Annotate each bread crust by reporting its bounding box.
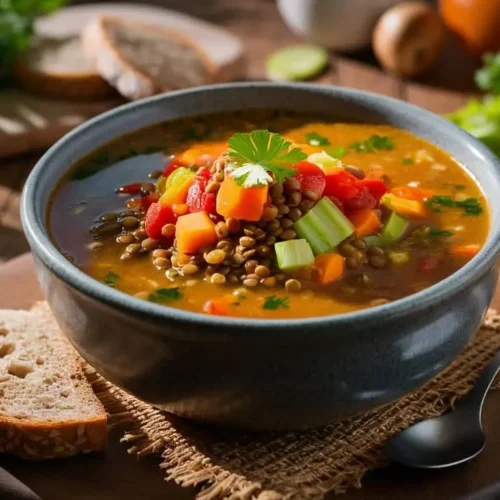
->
[82,16,217,100]
[0,306,107,460]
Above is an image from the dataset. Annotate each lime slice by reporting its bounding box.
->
[266,45,329,81]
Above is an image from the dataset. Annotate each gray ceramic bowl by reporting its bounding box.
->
[21,83,500,430]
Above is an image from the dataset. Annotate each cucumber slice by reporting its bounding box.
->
[275,239,315,273]
[266,45,328,82]
[381,212,409,244]
[293,197,354,254]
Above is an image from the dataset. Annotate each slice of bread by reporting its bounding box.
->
[82,16,216,100]
[14,36,115,100]
[0,304,107,460]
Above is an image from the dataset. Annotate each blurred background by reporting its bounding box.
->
[0,0,499,262]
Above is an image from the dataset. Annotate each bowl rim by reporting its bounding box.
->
[21,82,500,333]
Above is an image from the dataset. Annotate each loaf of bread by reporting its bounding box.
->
[0,304,107,460]
[14,36,114,100]
[82,16,216,100]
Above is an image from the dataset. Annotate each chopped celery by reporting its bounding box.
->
[275,239,314,273]
[387,250,411,265]
[381,212,409,244]
[307,151,342,169]
[293,197,354,254]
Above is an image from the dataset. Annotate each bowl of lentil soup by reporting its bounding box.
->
[21,84,500,429]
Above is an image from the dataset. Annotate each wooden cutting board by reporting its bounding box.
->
[0,2,245,160]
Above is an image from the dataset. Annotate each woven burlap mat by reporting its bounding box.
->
[84,310,500,500]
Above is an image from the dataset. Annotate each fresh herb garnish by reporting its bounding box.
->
[402,158,414,165]
[349,135,394,153]
[454,184,466,190]
[0,0,68,79]
[148,288,184,303]
[327,146,346,159]
[103,271,119,288]
[263,295,290,310]
[429,227,454,238]
[305,132,330,147]
[425,195,483,216]
[227,130,306,187]
[475,53,500,94]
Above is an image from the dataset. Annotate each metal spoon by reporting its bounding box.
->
[388,351,500,469]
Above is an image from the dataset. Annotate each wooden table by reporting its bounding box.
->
[1,1,497,499]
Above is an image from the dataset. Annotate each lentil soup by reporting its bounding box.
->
[48,110,489,319]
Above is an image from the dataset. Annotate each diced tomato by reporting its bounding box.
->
[203,298,232,316]
[141,192,159,211]
[417,256,442,272]
[116,182,142,195]
[186,168,217,214]
[145,202,176,240]
[344,187,377,212]
[292,161,326,198]
[357,179,388,203]
[324,170,360,201]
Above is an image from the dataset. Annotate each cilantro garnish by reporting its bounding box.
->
[349,135,394,153]
[425,195,483,216]
[103,271,119,288]
[327,146,346,159]
[263,295,290,310]
[454,184,466,190]
[227,130,306,187]
[402,158,414,165]
[429,227,454,238]
[305,132,330,147]
[148,288,184,303]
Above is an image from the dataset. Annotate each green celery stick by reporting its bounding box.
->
[275,239,315,273]
[381,212,409,244]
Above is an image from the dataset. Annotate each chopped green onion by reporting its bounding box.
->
[381,212,409,245]
[275,239,315,273]
[294,197,354,254]
[263,295,290,310]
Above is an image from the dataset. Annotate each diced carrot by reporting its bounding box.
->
[391,185,435,202]
[314,253,345,284]
[380,193,427,219]
[203,298,232,316]
[451,244,481,258]
[216,176,268,221]
[175,211,218,254]
[348,209,381,237]
[178,142,228,166]
[159,168,195,207]
[172,203,189,216]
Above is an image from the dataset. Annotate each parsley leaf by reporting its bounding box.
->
[305,132,330,146]
[349,135,394,153]
[429,227,454,238]
[103,271,119,288]
[148,288,184,303]
[227,130,306,187]
[327,146,346,159]
[475,53,500,95]
[402,158,414,165]
[230,163,273,188]
[454,184,466,190]
[425,195,483,216]
[263,295,290,310]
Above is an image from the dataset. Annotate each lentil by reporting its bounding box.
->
[255,265,270,278]
[240,236,256,248]
[142,238,159,251]
[345,165,366,179]
[133,228,147,241]
[262,205,279,221]
[352,238,368,250]
[369,255,388,269]
[285,279,302,293]
[120,217,140,230]
[242,249,257,259]
[226,218,240,233]
[281,229,297,240]
[268,219,281,231]
[287,191,302,207]
[265,236,276,246]
[153,257,170,268]
[278,204,290,215]
[125,243,141,255]
[288,208,302,221]
[243,278,259,287]
[92,221,122,236]
[270,183,284,199]
[304,190,319,202]
[283,177,301,192]
[245,260,258,274]
[152,249,169,259]
[211,273,226,285]
[205,249,226,265]
[280,217,294,229]
[116,234,134,245]
[215,221,229,238]
[166,268,179,279]
[120,252,132,261]
[256,245,272,257]
[182,264,199,275]
[339,242,357,257]
[88,241,104,251]
[299,200,315,212]
[100,212,119,222]
[367,246,385,257]
[261,276,277,288]
[205,180,221,193]
[345,257,360,270]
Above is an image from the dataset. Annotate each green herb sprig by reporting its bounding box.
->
[425,195,483,216]
[227,130,306,187]
[349,135,394,153]
[263,295,290,310]
[148,288,184,303]
[103,271,119,288]
[305,131,330,146]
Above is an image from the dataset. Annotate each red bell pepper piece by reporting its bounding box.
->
[145,202,176,240]
[344,187,377,212]
[162,156,184,178]
[357,179,388,203]
[116,182,142,195]
[141,192,159,211]
[323,170,360,201]
[186,168,217,214]
[292,161,326,198]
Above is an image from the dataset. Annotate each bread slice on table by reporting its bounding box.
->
[82,16,216,100]
[0,304,107,460]
[14,36,115,100]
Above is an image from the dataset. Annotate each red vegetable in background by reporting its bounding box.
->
[145,202,176,239]
[324,170,359,201]
[357,178,388,203]
[186,168,217,214]
[116,182,142,195]
[141,192,159,211]
[292,161,326,198]
[162,156,183,178]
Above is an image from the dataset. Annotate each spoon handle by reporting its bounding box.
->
[459,351,500,414]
